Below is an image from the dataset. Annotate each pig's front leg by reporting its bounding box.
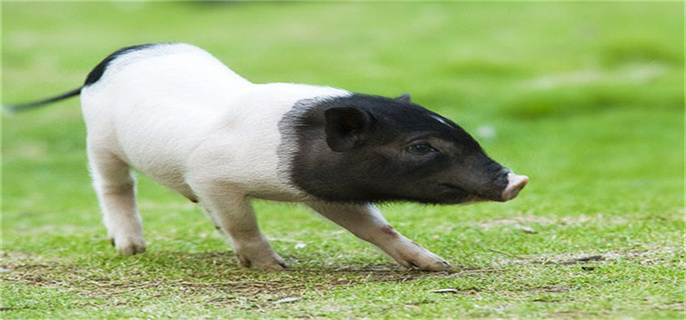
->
[305,201,452,271]
[196,191,288,271]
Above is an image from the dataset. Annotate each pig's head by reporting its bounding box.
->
[281,93,528,204]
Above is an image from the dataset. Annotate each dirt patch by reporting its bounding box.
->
[527,285,579,294]
[1,250,501,310]
[2,261,330,298]
[486,247,683,267]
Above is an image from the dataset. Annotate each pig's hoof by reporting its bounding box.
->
[415,257,452,271]
[261,260,290,271]
[398,247,452,271]
[236,252,289,271]
[406,258,452,271]
[112,237,147,256]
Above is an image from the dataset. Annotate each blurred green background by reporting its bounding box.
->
[1,2,684,319]
[3,1,683,221]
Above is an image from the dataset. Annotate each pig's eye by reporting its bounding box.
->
[406,143,436,155]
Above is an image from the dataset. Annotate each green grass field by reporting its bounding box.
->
[2,2,684,319]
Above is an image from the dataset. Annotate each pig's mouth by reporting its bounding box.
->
[439,173,528,203]
[439,184,487,203]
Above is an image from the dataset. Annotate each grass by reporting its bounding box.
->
[2,1,684,319]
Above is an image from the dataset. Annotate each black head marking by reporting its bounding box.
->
[278,93,505,204]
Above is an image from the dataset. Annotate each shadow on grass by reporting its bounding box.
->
[1,250,504,312]
[1,250,502,300]
[3,248,682,314]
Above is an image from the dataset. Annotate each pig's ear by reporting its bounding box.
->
[324,106,373,152]
[395,93,411,103]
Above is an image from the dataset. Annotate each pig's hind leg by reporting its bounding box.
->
[306,202,452,271]
[88,148,146,256]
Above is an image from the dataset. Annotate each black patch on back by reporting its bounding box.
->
[84,43,163,86]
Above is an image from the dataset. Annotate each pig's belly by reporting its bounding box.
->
[129,159,197,201]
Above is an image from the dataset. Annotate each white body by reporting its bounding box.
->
[82,44,346,202]
[81,43,451,270]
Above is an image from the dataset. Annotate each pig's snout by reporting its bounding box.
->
[501,173,529,201]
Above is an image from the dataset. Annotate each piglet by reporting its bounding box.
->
[5,43,528,271]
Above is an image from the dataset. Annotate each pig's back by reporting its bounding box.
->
[80,43,256,192]
[82,43,252,116]
[80,43,349,198]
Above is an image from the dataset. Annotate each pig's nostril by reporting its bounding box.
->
[501,174,529,201]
